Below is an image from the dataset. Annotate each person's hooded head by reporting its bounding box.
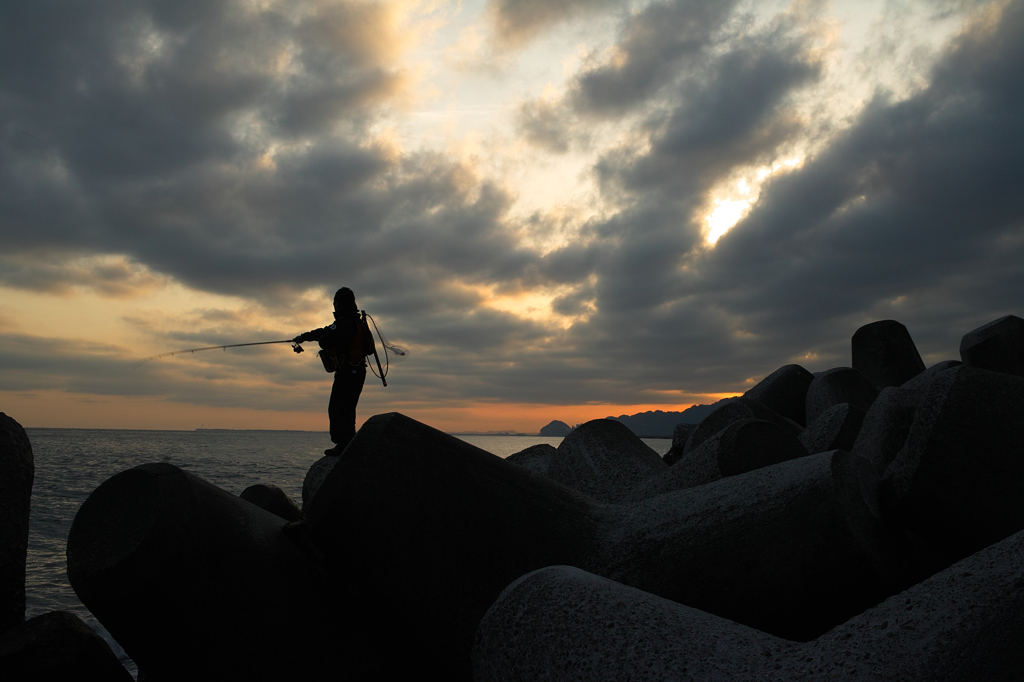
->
[334,287,357,316]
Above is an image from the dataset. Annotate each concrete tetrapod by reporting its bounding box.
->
[304,414,603,681]
[662,422,698,466]
[66,463,360,681]
[901,359,961,392]
[473,526,1024,681]
[505,443,557,475]
[883,365,1024,567]
[546,418,667,503]
[799,403,866,455]
[305,413,906,680]
[852,319,926,389]
[600,448,902,640]
[805,367,879,424]
[0,413,33,634]
[301,454,339,509]
[632,418,808,498]
[0,611,132,681]
[959,314,1024,376]
[240,482,303,522]
[851,386,922,475]
[682,397,802,457]
[742,364,815,426]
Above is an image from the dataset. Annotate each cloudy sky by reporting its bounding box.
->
[1,0,1021,433]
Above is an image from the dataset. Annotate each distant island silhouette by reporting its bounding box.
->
[605,399,736,437]
[454,400,737,438]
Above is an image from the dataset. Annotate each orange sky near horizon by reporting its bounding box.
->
[2,387,739,434]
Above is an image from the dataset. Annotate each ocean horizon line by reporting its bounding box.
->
[22,425,676,438]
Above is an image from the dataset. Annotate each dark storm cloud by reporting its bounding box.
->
[514,0,744,153]
[0,253,167,297]
[0,331,257,403]
[279,2,406,135]
[0,0,535,312]
[708,2,1024,316]
[551,288,595,316]
[571,0,740,117]
[570,0,1024,396]
[487,0,622,48]
[596,30,822,196]
[562,17,824,346]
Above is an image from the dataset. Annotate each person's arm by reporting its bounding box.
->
[317,318,355,350]
[293,326,328,343]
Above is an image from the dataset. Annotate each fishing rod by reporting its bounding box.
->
[138,313,409,381]
[137,339,301,363]
[136,311,407,385]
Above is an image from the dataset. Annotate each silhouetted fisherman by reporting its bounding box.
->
[294,287,374,456]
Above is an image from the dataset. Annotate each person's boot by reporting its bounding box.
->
[324,433,355,457]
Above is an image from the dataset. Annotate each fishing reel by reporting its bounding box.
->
[291,342,304,354]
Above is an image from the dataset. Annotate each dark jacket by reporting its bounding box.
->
[297,312,366,367]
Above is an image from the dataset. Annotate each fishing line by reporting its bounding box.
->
[365,312,409,383]
[136,339,299,364]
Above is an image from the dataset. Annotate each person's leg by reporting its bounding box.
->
[327,367,366,454]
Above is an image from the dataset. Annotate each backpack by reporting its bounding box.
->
[347,313,376,366]
[318,312,375,373]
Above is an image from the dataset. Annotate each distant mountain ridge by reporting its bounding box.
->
[540,420,572,436]
[607,398,735,437]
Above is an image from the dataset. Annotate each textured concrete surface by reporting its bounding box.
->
[305,413,906,680]
[635,418,808,497]
[901,359,961,391]
[852,387,921,474]
[852,319,926,389]
[546,419,666,503]
[0,611,132,681]
[683,397,801,458]
[602,448,901,641]
[960,314,1024,376]
[0,413,33,634]
[240,483,303,522]
[743,364,815,426]
[67,463,356,681]
[301,454,339,510]
[883,365,1024,565]
[662,422,698,466]
[304,414,603,680]
[805,367,878,424]
[475,526,1024,681]
[505,443,557,475]
[799,402,866,455]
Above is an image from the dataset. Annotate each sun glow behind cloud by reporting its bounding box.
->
[706,198,750,245]
[485,290,554,319]
[480,284,594,329]
[705,158,803,245]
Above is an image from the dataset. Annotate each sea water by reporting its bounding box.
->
[23,427,671,676]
